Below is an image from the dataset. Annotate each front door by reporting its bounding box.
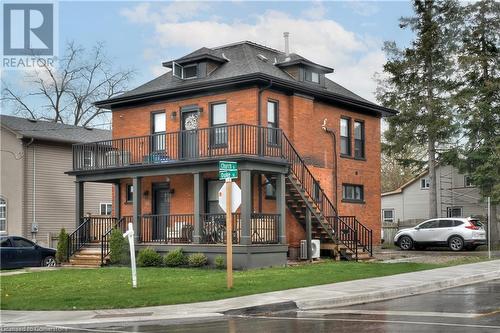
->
[152,183,170,241]
[181,110,199,159]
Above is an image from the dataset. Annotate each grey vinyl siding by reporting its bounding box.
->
[0,128,24,236]
[24,142,112,247]
[382,164,495,226]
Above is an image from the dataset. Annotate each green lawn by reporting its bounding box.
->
[0,260,480,310]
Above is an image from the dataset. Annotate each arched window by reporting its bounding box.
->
[0,198,6,232]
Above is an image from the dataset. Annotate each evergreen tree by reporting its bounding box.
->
[377,0,461,218]
[449,0,500,244]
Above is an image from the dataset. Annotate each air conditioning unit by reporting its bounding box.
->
[300,239,320,260]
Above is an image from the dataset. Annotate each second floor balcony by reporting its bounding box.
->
[72,124,287,172]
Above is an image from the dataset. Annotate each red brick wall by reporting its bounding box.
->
[112,87,381,245]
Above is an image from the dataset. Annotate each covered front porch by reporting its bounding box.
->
[72,160,290,269]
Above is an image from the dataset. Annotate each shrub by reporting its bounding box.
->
[187,253,208,267]
[214,255,225,269]
[164,248,186,267]
[109,228,127,265]
[56,228,68,264]
[137,248,163,267]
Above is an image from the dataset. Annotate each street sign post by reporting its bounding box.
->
[219,161,238,180]
[218,161,239,289]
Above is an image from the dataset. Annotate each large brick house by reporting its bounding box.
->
[67,40,395,268]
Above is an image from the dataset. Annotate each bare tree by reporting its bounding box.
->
[381,147,426,193]
[2,41,134,127]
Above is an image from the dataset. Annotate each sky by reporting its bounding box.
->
[1,0,415,118]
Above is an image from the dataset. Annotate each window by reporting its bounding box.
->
[267,101,279,145]
[305,69,320,83]
[126,184,133,202]
[438,220,454,228]
[340,118,351,156]
[0,238,12,247]
[446,206,463,218]
[420,177,430,189]
[151,112,166,152]
[265,177,276,199]
[172,61,198,79]
[342,184,364,203]
[100,203,112,216]
[382,209,394,223]
[418,220,439,229]
[207,180,224,214]
[13,237,34,247]
[83,150,94,168]
[0,198,5,232]
[210,102,227,146]
[183,65,197,79]
[354,121,365,159]
[464,175,474,187]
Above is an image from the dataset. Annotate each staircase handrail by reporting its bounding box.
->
[100,216,129,266]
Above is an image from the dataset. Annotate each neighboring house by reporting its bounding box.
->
[0,115,112,247]
[381,164,493,230]
[67,40,396,268]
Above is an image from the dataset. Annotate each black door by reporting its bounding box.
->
[181,110,199,159]
[152,183,170,241]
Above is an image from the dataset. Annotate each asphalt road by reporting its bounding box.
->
[40,279,500,333]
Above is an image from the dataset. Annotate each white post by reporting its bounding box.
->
[123,223,137,288]
[487,197,491,260]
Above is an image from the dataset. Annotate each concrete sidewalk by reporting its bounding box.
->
[1,260,499,327]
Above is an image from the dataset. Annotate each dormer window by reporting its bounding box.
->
[172,62,198,79]
[305,69,320,83]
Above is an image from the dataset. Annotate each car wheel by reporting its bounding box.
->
[448,236,464,251]
[42,256,57,267]
[398,236,413,251]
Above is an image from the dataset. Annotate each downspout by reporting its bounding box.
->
[25,138,35,240]
[321,119,338,209]
[257,79,273,126]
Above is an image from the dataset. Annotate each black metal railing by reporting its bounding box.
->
[72,124,283,171]
[201,213,241,244]
[281,132,372,258]
[251,213,279,244]
[67,216,118,260]
[100,216,132,265]
[139,214,195,243]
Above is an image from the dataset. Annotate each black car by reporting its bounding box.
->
[0,236,57,269]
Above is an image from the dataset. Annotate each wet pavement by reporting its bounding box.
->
[38,279,500,333]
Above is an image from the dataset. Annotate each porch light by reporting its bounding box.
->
[171,111,177,120]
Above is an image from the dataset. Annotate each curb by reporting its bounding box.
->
[296,270,500,310]
[223,301,298,316]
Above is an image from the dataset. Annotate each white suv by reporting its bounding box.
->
[394,218,486,251]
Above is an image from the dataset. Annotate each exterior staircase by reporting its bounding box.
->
[276,133,373,261]
[64,244,104,267]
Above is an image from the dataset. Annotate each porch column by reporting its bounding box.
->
[240,170,252,245]
[132,176,142,243]
[75,181,84,228]
[306,209,312,261]
[193,172,204,243]
[276,173,287,244]
[113,183,121,219]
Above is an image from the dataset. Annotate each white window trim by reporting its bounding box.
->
[464,175,474,187]
[420,177,430,189]
[99,202,112,216]
[172,61,197,80]
[446,206,463,218]
[382,209,395,223]
[0,197,6,232]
